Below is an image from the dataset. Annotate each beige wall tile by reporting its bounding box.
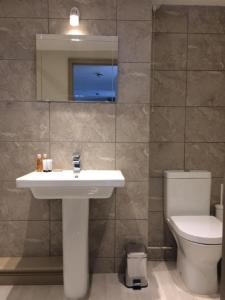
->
[0,142,49,180]
[116,104,150,142]
[150,107,185,142]
[116,182,148,219]
[51,142,115,170]
[49,19,116,35]
[90,193,115,220]
[186,108,225,142]
[188,34,225,70]
[89,220,115,258]
[153,5,188,33]
[149,143,184,177]
[50,103,115,142]
[0,102,49,141]
[189,6,225,34]
[50,221,62,256]
[116,143,149,181]
[149,178,163,212]
[153,33,187,70]
[187,71,225,107]
[185,143,225,177]
[148,211,164,246]
[115,219,148,257]
[0,181,49,221]
[0,0,48,18]
[118,63,150,104]
[152,71,186,106]
[0,19,48,60]
[49,0,116,19]
[0,221,49,256]
[117,0,152,21]
[0,61,35,101]
[118,21,151,62]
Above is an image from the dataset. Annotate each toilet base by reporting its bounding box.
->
[177,249,218,295]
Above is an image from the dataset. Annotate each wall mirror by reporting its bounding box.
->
[36,34,118,102]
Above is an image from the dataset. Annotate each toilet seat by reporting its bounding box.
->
[169,215,222,245]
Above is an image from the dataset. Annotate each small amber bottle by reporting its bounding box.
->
[36,154,43,172]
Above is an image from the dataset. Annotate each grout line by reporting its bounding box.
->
[184,8,189,171]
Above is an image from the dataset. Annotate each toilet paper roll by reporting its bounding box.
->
[215,204,223,223]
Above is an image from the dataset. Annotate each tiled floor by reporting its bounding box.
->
[0,261,220,300]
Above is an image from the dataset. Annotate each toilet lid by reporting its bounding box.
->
[169,216,222,244]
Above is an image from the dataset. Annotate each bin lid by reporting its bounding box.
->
[126,243,147,258]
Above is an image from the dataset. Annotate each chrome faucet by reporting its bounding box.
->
[72,153,81,174]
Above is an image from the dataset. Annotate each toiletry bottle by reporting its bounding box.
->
[36,154,43,172]
[43,153,48,172]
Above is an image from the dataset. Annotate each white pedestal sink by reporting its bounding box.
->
[16,170,125,299]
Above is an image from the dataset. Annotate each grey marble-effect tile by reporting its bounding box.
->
[49,19,116,35]
[188,34,225,70]
[0,60,35,101]
[149,177,163,212]
[50,221,62,256]
[0,221,49,256]
[51,142,115,170]
[118,63,151,104]
[149,143,184,177]
[116,181,148,219]
[150,107,185,142]
[90,257,115,273]
[189,6,225,34]
[116,143,149,181]
[0,0,48,18]
[116,104,150,142]
[185,143,225,177]
[0,181,49,221]
[118,21,151,62]
[48,0,116,19]
[89,220,115,258]
[187,71,225,107]
[0,142,49,181]
[0,102,49,141]
[115,219,148,257]
[90,193,115,220]
[50,199,62,221]
[153,5,188,33]
[0,18,48,60]
[148,211,164,246]
[117,0,152,21]
[186,107,225,142]
[153,33,187,70]
[152,71,186,106]
[50,103,115,142]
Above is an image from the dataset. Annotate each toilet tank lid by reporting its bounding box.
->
[164,170,211,179]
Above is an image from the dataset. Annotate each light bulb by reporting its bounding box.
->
[70,7,79,26]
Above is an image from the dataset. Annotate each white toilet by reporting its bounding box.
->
[164,170,223,295]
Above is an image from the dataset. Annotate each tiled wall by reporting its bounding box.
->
[0,0,224,273]
[0,0,152,273]
[149,5,225,259]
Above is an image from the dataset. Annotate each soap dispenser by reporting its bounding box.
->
[36,154,43,172]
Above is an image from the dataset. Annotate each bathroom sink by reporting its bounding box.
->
[16,170,124,199]
[16,170,125,299]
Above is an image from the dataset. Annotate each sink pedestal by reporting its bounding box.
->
[63,198,89,299]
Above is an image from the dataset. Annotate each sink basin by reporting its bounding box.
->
[16,170,125,299]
